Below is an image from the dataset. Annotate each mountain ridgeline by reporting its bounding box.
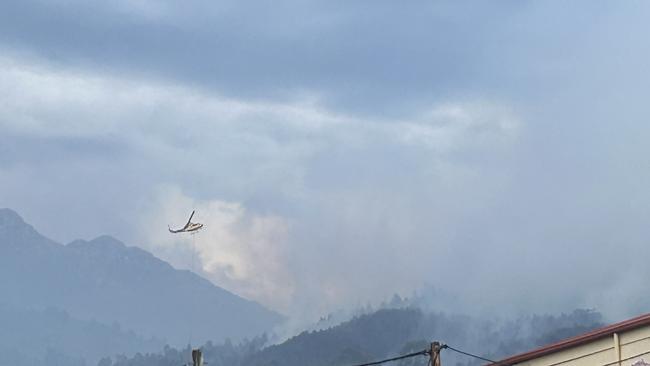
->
[0,208,283,365]
[0,209,607,366]
[108,307,604,366]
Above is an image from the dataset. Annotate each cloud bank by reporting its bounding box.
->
[3,0,650,325]
[0,55,520,318]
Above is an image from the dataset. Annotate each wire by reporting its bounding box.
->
[442,344,498,364]
[188,233,197,349]
[191,233,196,274]
[349,349,430,366]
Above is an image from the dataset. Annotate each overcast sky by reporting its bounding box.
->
[2,0,650,322]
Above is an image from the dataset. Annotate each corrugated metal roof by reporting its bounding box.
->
[491,312,650,365]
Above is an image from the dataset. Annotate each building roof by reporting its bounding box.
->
[491,312,650,365]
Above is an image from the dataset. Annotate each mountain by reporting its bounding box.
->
[0,303,162,366]
[109,307,605,366]
[0,208,284,347]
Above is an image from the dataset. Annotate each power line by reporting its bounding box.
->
[442,344,499,364]
[345,342,501,366]
[349,349,430,366]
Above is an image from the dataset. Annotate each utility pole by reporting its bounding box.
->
[192,348,203,366]
[430,342,442,366]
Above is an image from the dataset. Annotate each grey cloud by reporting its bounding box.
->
[3,0,650,324]
[0,57,523,318]
[0,134,128,168]
[4,1,639,116]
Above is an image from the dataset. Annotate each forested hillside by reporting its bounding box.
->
[108,307,604,366]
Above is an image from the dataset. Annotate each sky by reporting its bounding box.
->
[2,0,650,323]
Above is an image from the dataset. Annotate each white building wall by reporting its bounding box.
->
[505,324,650,366]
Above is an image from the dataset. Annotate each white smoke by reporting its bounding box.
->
[139,185,294,312]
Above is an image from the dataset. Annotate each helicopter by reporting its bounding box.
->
[169,210,204,234]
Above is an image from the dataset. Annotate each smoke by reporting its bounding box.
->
[127,101,522,322]
[139,186,295,312]
[5,0,650,328]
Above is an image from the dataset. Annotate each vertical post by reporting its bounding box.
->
[613,333,621,366]
[431,342,442,366]
[192,348,203,366]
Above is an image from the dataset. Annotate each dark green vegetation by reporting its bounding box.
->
[108,307,604,366]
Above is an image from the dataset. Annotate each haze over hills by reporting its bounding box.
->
[0,208,283,349]
[0,303,162,366]
[0,208,620,366]
[110,307,605,366]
